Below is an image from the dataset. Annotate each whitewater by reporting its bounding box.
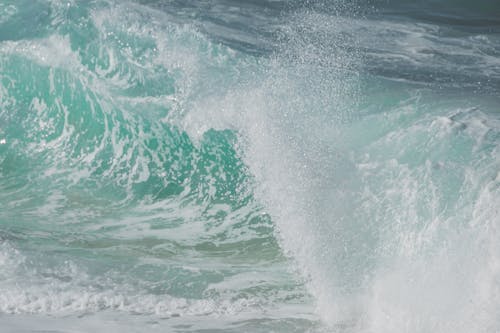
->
[0,0,499,332]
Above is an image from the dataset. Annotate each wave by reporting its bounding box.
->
[0,1,499,332]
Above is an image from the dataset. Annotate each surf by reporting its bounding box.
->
[0,0,499,332]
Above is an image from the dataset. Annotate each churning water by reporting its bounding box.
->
[1,0,500,332]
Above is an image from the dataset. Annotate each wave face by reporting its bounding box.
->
[1,1,499,332]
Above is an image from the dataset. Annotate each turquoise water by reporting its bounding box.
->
[0,1,499,332]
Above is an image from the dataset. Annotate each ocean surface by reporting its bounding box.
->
[1,0,499,332]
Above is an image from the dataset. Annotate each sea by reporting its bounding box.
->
[1,0,499,332]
